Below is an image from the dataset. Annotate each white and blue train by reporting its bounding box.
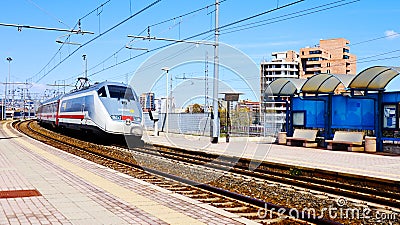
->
[37,81,143,143]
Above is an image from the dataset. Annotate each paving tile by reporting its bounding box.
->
[0,122,255,224]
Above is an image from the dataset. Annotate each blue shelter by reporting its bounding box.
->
[264,66,400,152]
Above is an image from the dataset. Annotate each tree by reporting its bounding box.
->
[185,103,204,113]
[192,103,203,113]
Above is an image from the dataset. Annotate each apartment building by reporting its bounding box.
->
[260,50,300,130]
[300,38,356,78]
[260,50,300,90]
[139,92,155,112]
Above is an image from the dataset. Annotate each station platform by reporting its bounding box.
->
[0,121,257,225]
[142,131,400,182]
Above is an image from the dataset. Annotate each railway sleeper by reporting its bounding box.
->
[174,190,197,194]
[184,193,210,198]
[165,186,191,191]
[235,212,264,218]
[210,201,238,207]
[222,206,250,213]
[196,197,222,203]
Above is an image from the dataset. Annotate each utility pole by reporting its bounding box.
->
[205,52,209,113]
[161,67,170,134]
[211,0,220,143]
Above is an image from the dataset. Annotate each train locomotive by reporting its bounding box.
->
[37,81,143,144]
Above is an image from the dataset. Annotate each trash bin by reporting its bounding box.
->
[365,136,376,153]
[278,132,287,145]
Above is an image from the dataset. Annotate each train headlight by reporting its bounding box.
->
[125,118,131,125]
[110,115,121,120]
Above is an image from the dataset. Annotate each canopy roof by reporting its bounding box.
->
[349,66,400,90]
[301,74,354,93]
[265,66,400,96]
[265,78,307,96]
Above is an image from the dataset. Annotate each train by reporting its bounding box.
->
[37,81,143,145]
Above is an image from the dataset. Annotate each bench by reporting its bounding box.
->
[286,129,318,147]
[325,131,364,152]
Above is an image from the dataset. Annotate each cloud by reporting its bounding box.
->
[385,30,399,40]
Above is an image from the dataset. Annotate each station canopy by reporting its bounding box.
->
[265,78,307,96]
[349,66,400,90]
[265,66,400,96]
[301,74,354,93]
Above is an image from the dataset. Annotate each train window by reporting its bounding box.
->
[108,85,135,101]
[60,97,85,112]
[98,86,107,97]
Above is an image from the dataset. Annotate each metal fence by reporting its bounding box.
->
[143,111,282,138]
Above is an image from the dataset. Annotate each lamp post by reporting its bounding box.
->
[6,57,12,115]
[161,67,170,134]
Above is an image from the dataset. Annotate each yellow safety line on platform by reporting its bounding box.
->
[2,122,205,225]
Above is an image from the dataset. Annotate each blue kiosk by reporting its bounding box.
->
[265,66,400,152]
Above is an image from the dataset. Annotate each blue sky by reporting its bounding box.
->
[0,0,399,101]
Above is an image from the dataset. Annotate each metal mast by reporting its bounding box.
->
[211,0,220,143]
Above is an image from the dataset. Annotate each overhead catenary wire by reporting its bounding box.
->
[218,0,304,31]
[150,0,228,28]
[43,0,305,87]
[67,0,388,86]
[0,22,93,33]
[221,0,348,33]
[35,0,162,83]
[220,0,360,35]
[84,35,215,83]
[48,0,389,92]
[73,0,304,81]
[30,0,113,82]
[71,0,372,87]
[25,0,71,29]
[70,0,229,81]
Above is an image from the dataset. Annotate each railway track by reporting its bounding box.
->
[14,120,400,224]
[133,143,400,208]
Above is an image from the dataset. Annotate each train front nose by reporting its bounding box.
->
[123,121,143,136]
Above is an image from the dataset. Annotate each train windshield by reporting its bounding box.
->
[108,85,135,101]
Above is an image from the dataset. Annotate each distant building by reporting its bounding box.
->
[236,100,260,112]
[300,38,356,78]
[260,50,300,92]
[140,92,155,112]
[158,97,176,113]
[258,38,357,131]
[260,50,299,128]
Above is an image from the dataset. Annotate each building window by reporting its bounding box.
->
[327,70,331,73]
[302,51,304,55]
[343,55,350,59]
[343,48,349,53]
[308,57,321,61]
[309,50,322,54]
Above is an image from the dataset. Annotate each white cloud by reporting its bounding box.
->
[385,30,399,40]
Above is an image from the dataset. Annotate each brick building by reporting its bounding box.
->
[300,38,356,78]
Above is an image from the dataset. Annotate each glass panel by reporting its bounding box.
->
[383,104,397,129]
[108,85,135,101]
[293,111,305,126]
[97,86,107,97]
